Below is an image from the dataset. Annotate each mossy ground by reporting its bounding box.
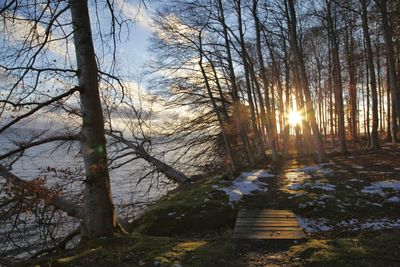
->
[22,144,400,266]
[29,233,237,267]
[128,177,236,236]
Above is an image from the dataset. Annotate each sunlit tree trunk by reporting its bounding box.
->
[198,33,237,172]
[235,0,265,159]
[216,0,254,165]
[252,0,279,162]
[282,37,291,157]
[286,0,326,162]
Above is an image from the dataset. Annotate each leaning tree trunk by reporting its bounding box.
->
[252,0,279,162]
[198,33,237,173]
[70,0,115,238]
[361,0,380,149]
[235,0,265,158]
[216,0,254,166]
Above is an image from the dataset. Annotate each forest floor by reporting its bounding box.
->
[24,143,400,267]
[231,142,400,266]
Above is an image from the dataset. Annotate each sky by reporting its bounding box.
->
[0,0,159,131]
[109,0,155,76]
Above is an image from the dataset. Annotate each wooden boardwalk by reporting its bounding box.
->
[232,209,305,240]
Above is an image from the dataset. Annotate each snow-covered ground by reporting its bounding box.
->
[284,162,400,234]
[215,170,275,203]
[361,180,400,197]
[298,217,400,233]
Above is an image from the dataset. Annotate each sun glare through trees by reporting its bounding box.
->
[287,110,302,126]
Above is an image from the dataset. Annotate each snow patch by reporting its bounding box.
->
[361,180,400,197]
[297,217,332,232]
[219,169,274,203]
[384,196,400,204]
[288,181,336,191]
[353,165,364,169]
[241,170,275,178]
[298,217,400,233]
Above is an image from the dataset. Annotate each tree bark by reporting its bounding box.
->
[70,0,115,238]
[216,0,254,166]
[252,0,279,162]
[198,32,237,173]
[344,22,358,142]
[361,0,380,149]
[326,0,347,153]
[377,0,400,139]
[235,0,265,158]
[106,132,190,184]
[286,0,326,162]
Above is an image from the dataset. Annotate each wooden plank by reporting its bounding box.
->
[236,218,300,223]
[235,221,300,227]
[233,230,305,236]
[238,210,293,215]
[236,213,296,219]
[236,217,297,222]
[232,209,305,240]
[232,233,305,239]
[234,226,302,231]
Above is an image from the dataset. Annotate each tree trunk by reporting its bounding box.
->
[345,23,358,142]
[252,0,279,162]
[386,61,392,140]
[326,0,347,153]
[70,0,115,238]
[216,0,254,166]
[361,0,380,149]
[106,132,190,184]
[286,0,326,162]
[198,33,237,173]
[235,0,265,158]
[282,36,291,157]
[378,0,400,122]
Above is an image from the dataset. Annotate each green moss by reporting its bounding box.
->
[288,230,400,267]
[129,178,237,236]
[25,233,235,267]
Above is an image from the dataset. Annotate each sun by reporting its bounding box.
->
[288,110,302,126]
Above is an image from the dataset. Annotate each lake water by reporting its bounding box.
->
[0,128,193,258]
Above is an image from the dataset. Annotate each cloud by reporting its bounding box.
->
[0,11,74,60]
[115,0,154,31]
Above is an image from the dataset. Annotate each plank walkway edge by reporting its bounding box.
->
[232,209,306,240]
